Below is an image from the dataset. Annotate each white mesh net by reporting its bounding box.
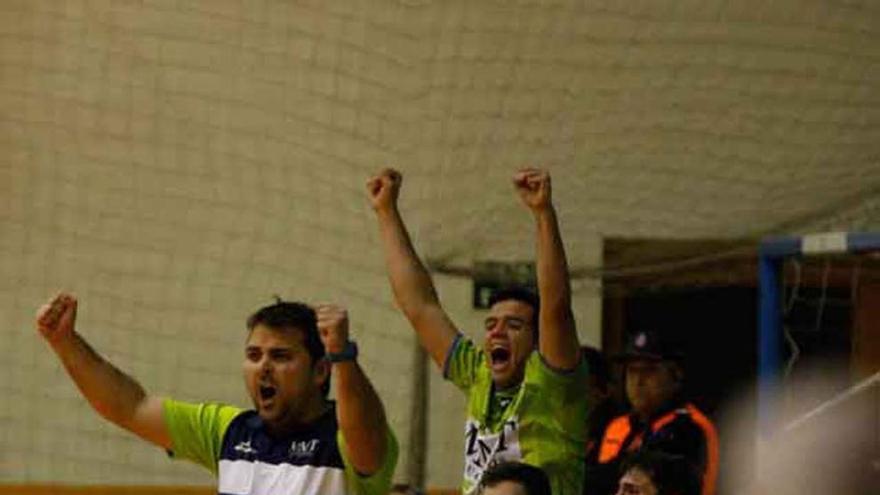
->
[1,0,878,486]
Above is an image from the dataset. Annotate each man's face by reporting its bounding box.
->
[615,467,658,495]
[482,299,536,389]
[243,324,327,429]
[625,358,680,418]
[483,481,529,495]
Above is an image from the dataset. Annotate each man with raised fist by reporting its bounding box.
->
[367,167,589,495]
[36,294,397,495]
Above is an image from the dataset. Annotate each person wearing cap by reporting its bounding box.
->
[586,331,719,495]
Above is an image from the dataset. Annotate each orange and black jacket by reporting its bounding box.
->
[584,400,719,495]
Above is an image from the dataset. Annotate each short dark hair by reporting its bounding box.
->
[479,462,551,495]
[488,286,540,331]
[620,450,700,495]
[246,298,329,396]
[389,483,423,495]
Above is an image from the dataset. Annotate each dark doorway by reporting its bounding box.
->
[616,287,758,494]
[622,287,758,414]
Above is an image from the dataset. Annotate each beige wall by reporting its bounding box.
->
[1,0,876,487]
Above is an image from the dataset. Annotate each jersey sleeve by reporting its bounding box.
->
[162,398,243,475]
[338,425,399,495]
[533,352,589,405]
[442,333,484,392]
[527,352,591,438]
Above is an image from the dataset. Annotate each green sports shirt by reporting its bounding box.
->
[162,399,398,495]
[444,335,589,495]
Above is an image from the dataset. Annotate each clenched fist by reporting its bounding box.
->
[366,168,402,212]
[513,168,553,212]
[36,293,78,345]
[315,304,350,355]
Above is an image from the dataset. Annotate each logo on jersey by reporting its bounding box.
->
[463,417,522,490]
[234,440,257,455]
[289,439,320,459]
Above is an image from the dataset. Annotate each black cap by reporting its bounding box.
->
[614,330,684,362]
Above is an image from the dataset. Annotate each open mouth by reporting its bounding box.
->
[259,385,277,402]
[490,348,511,368]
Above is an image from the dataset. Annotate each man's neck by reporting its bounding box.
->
[266,398,331,436]
[494,379,523,393]
[633,396,682,423]
[493,367,526,392]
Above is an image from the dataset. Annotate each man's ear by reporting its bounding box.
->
[314,358,331,387]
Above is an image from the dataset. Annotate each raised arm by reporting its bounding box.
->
[316,304,394,476]
[513,169,580,370]
[35,293,171,449]
[367,168,457,368]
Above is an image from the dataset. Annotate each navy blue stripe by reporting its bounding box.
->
[847,232,880,253]
[220,408,344,469]
[442,333,464,380]
[221,450,345,468]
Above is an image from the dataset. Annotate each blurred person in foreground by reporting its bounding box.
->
[479,462,552,495]
[368,167,589,495]
[36,294,397,495]
[614,451,700,495]
[389,483,424,495]
[587,331,718,495]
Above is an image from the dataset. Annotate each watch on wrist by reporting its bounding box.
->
[326,341,358,363]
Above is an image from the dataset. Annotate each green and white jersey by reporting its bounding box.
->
[162,399,398,495]
[444,334,589,495]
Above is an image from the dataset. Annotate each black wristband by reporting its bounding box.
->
[326,341,358,363]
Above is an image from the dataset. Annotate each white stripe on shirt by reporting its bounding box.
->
[218,459,348,495]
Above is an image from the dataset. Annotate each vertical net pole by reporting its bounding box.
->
[406,342,429,490]
[758,253,783,435]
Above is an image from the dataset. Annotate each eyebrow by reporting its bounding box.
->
[485,316,526,322]
[245,345,295,352]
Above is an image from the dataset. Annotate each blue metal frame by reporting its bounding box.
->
[757,232,880,434]
[757,253,782,434]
